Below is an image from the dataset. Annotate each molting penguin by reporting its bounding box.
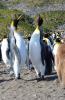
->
[29,15,45,80]
[53,37,61,71]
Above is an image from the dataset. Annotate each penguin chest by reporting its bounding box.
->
[14,33,27,64]
[29,36,41,64]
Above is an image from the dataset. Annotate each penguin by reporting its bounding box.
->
[29,15,45,80]
[1,14,27,79]
[43,33,54,75]
[53,37,61,71]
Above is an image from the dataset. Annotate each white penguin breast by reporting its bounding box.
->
[14,32,27,64]
[29,33,41,64]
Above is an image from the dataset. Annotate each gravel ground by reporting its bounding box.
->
[0,62,65,100]
[8,3,65,16]
[1,1,65,16]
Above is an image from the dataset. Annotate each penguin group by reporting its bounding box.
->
[0,14,62,82]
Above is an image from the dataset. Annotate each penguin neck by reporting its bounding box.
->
[34,26,40,34]
[35,25,43,33]
[10,25,18,36]
[31,26,40,40]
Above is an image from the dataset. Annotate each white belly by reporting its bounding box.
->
[1,38,10,65]
[29,36,41,65]
[14,33,27,65]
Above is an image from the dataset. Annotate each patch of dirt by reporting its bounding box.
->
[0,62,65,100]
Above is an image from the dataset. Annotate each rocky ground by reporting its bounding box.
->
[0,62,65,100]
[1,1,65,16]
[10,3,65,16]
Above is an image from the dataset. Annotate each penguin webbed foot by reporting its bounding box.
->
[18,73,21,79]
[15,73,21,80]
[37,72,45,82]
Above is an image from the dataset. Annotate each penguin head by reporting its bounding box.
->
[37,15,43,27]
[56,37,61,43]
[44,33,49,38]
[11,14,19,30]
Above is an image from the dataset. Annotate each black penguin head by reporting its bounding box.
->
[44,33,49,38]
[11,14,22,30]
[56,37,61,43]
[12,14,19,29]
[37,15,43,27]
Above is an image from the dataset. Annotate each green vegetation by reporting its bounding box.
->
[0,1,7,9]
[8,0,22,5]
[40,11,65,32]
[0,9,34,39]
[0,9,65,39]
[0,9,20,38]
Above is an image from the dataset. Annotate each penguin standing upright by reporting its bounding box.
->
[43,33,54,75]
[53,37,61,71]
[1,14,27,79]
[9,15,27,79]
[29,15,45,80]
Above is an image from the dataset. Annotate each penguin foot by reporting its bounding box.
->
[41,75,45,80]
[15,73,21,80]
[38,72,41,78]
[37,75,45,82]
[37,78,42,82]
[17,73,21,79]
